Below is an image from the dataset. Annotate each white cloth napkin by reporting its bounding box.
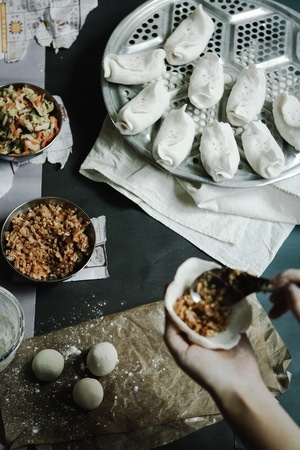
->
[80,117,297,276]
[65,216,109,282]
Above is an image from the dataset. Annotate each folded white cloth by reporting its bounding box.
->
[115,80,170,135]
[80,117,296,275]
[103,49,167,85]
[241,121,285,179]
[200,121,240,182]
[65,216,109,282]
[273,91,300,151]
[188,52,224,109]
[179,175,300,224]
[152,104,195,168]
[164,5,214,66]
[226,64,266,126]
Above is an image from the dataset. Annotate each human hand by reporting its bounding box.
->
[269,269,300,321]
[164,312,262,397]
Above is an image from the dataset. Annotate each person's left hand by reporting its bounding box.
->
[164,313,262,396]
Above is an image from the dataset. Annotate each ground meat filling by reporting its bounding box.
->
[4,203,91,280]
[174,276,233,337]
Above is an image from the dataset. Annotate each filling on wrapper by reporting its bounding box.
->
[4,203,91,280]
[174,276,232,337]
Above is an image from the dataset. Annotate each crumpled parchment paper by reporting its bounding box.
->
[0,296,291,449]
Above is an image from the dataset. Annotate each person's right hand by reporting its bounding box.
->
[269,269,300,321]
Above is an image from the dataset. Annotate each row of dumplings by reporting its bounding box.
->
[103,5,300,181]
[104,4,215,83]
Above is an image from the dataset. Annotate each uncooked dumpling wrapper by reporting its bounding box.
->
[164,5,214,66]
[241,121,285,179]
[164,257,252,350]
[226,64,266,127]
[103,49,167,85]
[115,80,170,135]
[200,121,240,182]
[152,104,195,168]
[272,91,300,151]
[188,52,224,109]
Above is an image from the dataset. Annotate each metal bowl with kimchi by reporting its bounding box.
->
[0,83,62,162]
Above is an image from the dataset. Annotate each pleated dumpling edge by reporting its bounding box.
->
[152,104,196,169]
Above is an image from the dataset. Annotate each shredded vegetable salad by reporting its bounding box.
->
[0,84,60,157]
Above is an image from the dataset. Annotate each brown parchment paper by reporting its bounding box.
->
[0,296,291,450]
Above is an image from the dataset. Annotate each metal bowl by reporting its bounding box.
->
[0,82,62,162]
[1,197,96,283]
[0,286,25,372]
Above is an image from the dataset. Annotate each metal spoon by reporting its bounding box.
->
[190,267,278,307]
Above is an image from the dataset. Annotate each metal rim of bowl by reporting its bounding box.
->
[0,82,62,162]
[0,286,25,362]
[1,197,96,283]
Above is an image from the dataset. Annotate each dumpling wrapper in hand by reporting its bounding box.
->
[164,257,252,350]
[103,49,167,85]
[226,64,266,127]
[241,121,285,179]
[188,52,224,109]
[152,104,195,168]
[115,80,170,135]
[164,5,214,66]
[273,91,300,151]
[200,121,240,182]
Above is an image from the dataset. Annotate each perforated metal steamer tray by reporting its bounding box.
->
[102,0,300,188]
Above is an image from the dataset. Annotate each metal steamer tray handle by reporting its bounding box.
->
[101,0,300,188]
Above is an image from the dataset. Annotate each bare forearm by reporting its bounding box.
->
[211,381,300,450]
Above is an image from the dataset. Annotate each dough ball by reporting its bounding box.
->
[32,349,64,381]
[87,342,118,376]
[72,377,104,410]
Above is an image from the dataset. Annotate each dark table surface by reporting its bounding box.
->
[1,0,300,449]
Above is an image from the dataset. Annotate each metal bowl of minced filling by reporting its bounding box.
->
[1,197,96,283]
[0,286,25,372]
[0,82,62,162]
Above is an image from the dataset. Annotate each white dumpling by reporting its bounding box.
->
[226,64,266,127]
[199,121,240,182]
[152,104,195,168]
[272,91,300,151]
[115,80,170,135]
[241,121,285,179]
[103,49,167,85]
[164,5,214,66]
[87,342,118,376]
[164,257,252,350]
[32,349,64,382]
[72,378,104,410]
[188,52,224,109]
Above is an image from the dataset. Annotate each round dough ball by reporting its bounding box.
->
[87,342,118,376]
[72,377,104,410]
[32,349,64,381]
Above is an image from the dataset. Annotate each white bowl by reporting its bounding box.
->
[0,286,25,372]
[164,257,252,350]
